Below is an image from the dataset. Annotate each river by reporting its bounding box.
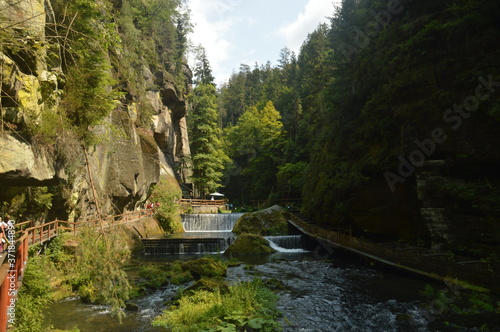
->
[46,251,436,332]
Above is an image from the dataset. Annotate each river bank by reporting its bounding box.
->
[46,251,500,332]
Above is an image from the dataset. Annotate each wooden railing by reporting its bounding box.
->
[288,215,500,294]
[13,209,155,246]
[0,208,156,331]
[178,199,226,206]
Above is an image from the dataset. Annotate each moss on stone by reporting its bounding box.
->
[224,234,276,255]
[183,277,229,295]
[232,205,290,235]
[181,257,227,279]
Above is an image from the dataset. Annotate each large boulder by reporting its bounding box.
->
[232,205,289,235]
[181,257,227,279]
[224,234,276,255]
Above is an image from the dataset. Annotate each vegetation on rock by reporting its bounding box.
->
[181,257,228,279]
[224,234,276,255]
[136,261,192,290]
[149,175,183,233]
[183,277,230,295]
[232,207,289,236]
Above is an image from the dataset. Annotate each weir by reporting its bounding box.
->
[182,213,243,232]
[264,235,315,253]
[142,213,244,255]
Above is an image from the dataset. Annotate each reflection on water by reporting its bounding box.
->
[47,252,436,332]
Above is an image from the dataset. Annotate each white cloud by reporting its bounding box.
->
[276,0,334,53]
[188,0,240,82]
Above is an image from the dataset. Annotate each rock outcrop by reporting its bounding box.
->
[0,0,192,220]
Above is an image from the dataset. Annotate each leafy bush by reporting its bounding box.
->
[15,255,53,332]
[149,176,182,232]
[152,279,281,332]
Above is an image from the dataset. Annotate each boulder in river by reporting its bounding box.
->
[232,205,289,235]
[224,234,276,255]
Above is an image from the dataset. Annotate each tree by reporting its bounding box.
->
[193,47,215,85]
[225,101,285,202]
[188,50,229,196]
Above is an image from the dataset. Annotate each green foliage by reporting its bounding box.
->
[224,101,285,202]
[181,257,227,279]
[232,210,289,236]
[193,47,215,85]
[15,255,53,332]
[49,0,121,145]
[276,162,307,195]
[137,262,193,289]
[224,234,276,255]
[189,79,229,195]
[150,176,182,232]
[468,293,496,313]
[152,279,281,332]
[7,186,56,223]
[73,228,131,321]
[45,233,73,267]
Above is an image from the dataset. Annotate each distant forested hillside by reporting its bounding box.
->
[218,0,500,257]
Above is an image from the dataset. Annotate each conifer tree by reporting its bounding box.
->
[188,48,229,197]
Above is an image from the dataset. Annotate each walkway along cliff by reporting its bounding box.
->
[288,213,500,295]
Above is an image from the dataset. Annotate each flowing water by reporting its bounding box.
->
[46,252,440,332]
[265,235,311,253]
[181,213,244,232]
[142,213,245,255]
[45,214,448,331]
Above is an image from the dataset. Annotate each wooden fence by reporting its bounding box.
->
[0,208,155,332]
[178,199,226,206]
[13,209,155,245]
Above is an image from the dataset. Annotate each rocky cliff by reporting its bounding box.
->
[0,0,192,221]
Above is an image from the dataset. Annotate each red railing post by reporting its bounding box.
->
[0,273,9,332]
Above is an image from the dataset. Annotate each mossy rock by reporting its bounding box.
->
[181,257,227,279]
[183,277,229,295]
[125,302,139,311]
[138,265,170,289]
[224,234,276,255]
[232,205,290,235]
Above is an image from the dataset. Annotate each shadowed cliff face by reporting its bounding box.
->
[0,0,192,220]
[300,0,500,259]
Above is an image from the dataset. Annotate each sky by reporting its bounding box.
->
[187,0,338,85]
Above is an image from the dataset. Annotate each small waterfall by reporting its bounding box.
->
[265,235,310,253]
[142,237,229,255]
[182,213,244,232]
[143,213,243,255]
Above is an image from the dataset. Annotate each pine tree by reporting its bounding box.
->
[188,49,229,197]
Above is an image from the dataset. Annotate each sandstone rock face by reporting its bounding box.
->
[0,0,192,220]
[416,161,500,255]
[0,134,56,185]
